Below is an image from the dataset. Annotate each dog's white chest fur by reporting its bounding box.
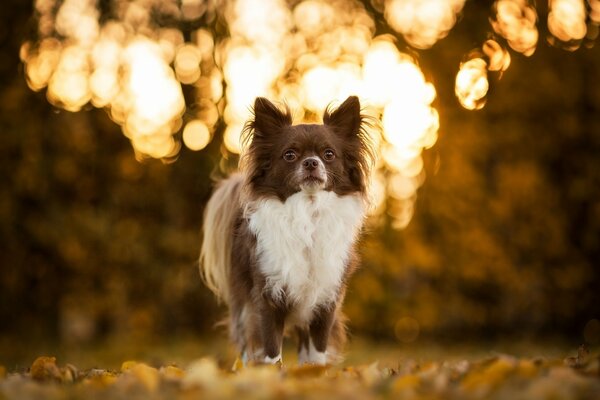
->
[248,191,365,324]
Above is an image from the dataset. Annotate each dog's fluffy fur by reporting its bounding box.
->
[200,96,373,365]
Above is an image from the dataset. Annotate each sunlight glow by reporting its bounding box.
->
[455,58,489,111]
[483,39,511,72]
[47,45,91,112]
[120,38,185,159]
[220,0,291,152]
[548,0,588,48]
[55,0,99,46]
[22,0,440,228]
[491,0,539,56]
[21,38,62,91]
[384,0,466,49]
[22,0,216,160]
[183,120,211,151]
[175,44,202,85]
[591,0,600,24]
[219,0,439,227]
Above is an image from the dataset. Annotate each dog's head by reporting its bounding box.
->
[242,96,373,200]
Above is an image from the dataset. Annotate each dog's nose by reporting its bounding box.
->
[302,157,319,170]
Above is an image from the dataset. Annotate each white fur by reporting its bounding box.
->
[298,346,309,365]
[297,156,327,193]
[247,190,365,324]
[298,337,327,365]
[264,354,282,364]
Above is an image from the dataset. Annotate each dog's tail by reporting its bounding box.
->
[200,173,244,304]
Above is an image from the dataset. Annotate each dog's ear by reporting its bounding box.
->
[252,97,292,138]
[323,96,361,137]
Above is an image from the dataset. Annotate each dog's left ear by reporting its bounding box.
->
[323,96,361,137]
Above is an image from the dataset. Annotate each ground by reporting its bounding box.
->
[1,338,599,399]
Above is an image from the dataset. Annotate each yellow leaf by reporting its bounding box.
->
[121,360,139,372]
[286,364,329,378]
[183,358,221,389]
[358,362,383,386]
[84,371,118,387]
[516,359,539,378]
[30,356,61,381]
[231,357,244,372]
[101,374,118,386]
[160,365,185,380]
[462,356,516,392]
[130,363,160,392]
[393,374,420,392]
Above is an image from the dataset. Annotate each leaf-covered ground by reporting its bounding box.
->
[1,342,599,399]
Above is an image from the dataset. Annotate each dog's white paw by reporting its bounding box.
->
[264,354,282,364]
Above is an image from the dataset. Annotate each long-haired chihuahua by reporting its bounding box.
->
[200,95,373,365]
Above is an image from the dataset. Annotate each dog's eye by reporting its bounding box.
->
[323,149,335,161]
[283,150,297,162]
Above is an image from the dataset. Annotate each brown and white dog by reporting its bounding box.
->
[200,96,373,365]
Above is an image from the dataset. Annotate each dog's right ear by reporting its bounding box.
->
[252,97,292,139]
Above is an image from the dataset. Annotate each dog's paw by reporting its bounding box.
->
[263,354,282,365]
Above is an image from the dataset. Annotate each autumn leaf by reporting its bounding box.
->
[2,347,600,400]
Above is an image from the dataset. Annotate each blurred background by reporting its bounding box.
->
[1,0,600,364]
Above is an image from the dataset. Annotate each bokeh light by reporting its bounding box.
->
[55,0,99,46]
[455,58,489,111]
[217,0,439,228]
[47,45,91,112]
[20,0,600,229]
[548,0,588,49]
[384,0,466,49]
[16,0,463,228]
[183,120,211,151]
[591,0,600,24]
[491,0,539,56]
[20,38,62,91]
[22,0,215,161]
[454,38,511,111]
[174,44,202,85]
[483,39,511,72]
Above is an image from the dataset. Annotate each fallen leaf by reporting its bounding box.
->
[61,363,79,383]
[129,363,160,392]
[357,361,383,386]
[83,370,118,387]
[461,355,517,394]
[516,359,539,378]
[285,363,329,378]
[121,360,139,372]
[30,356,61,382]
[182,358,221,389]
[231,357,244,372]
[160,365,185,380]
[392,373,420,393]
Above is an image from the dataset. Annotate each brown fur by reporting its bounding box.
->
[200,96,373,364]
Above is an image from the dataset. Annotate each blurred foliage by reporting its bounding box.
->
[0,0,599,356]
[1,346,600,400]
[346,31,600,341]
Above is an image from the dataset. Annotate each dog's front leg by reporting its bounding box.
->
[259,297,285,364]
[307,304,336,365]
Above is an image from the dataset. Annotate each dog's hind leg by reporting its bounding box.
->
[296,327,310,364]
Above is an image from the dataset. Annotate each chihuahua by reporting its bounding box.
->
[200,96,373,365]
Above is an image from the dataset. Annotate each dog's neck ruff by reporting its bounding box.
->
[247,190,365,324]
